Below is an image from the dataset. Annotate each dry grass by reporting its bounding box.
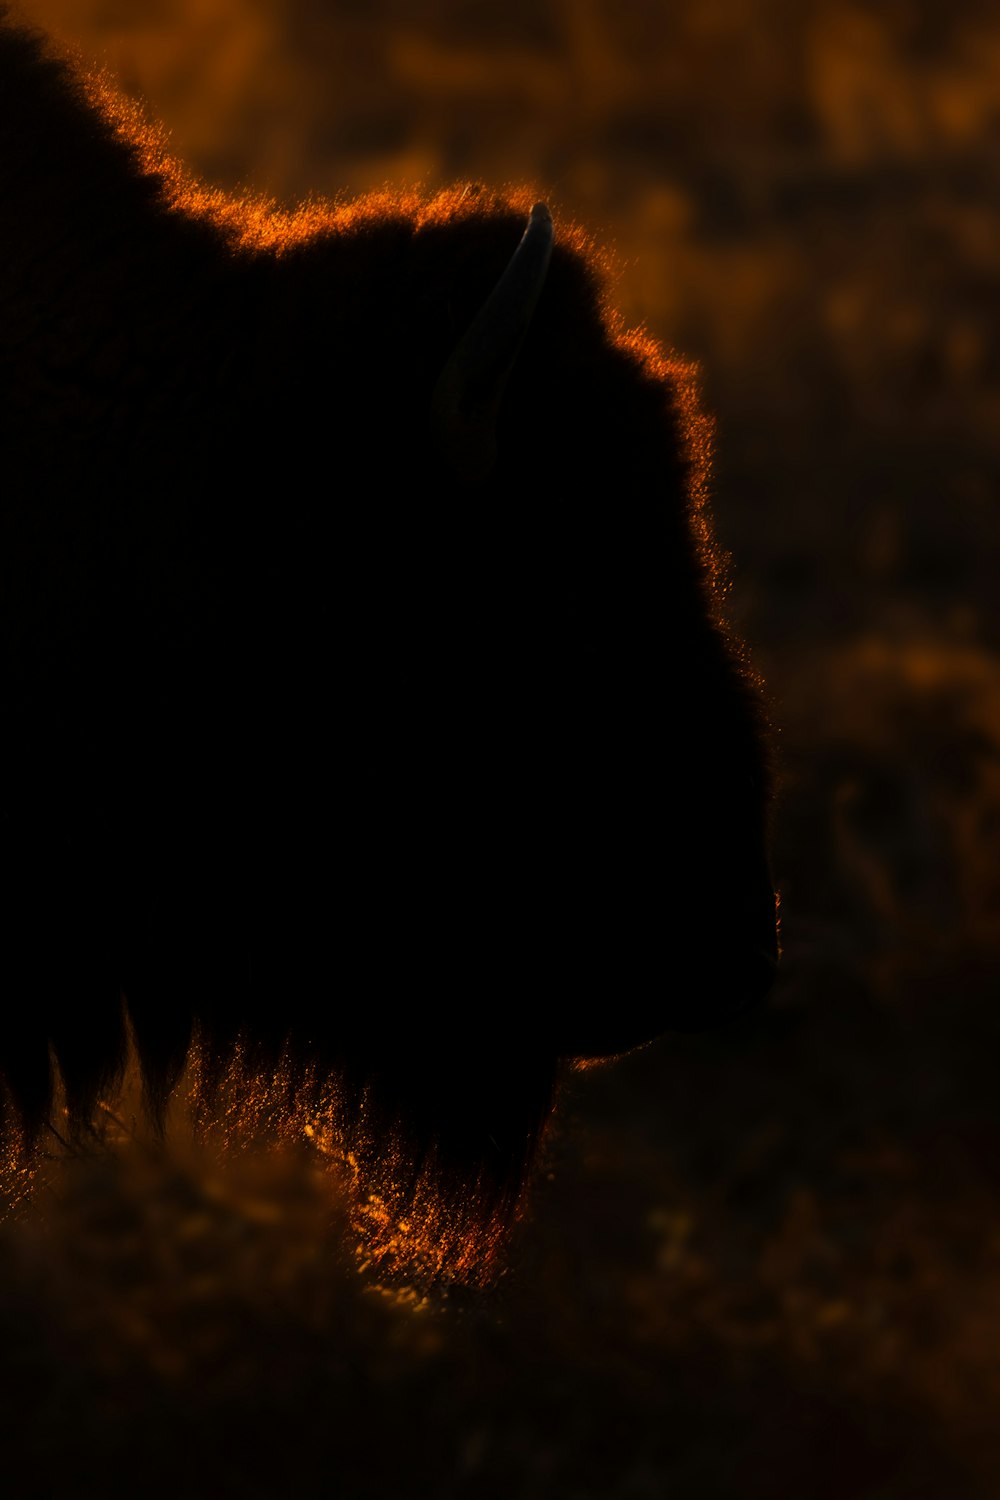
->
[4,2,999,1494]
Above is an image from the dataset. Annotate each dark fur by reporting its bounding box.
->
[0,14,775,1281]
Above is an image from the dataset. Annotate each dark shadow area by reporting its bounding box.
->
[3,1,998,1495]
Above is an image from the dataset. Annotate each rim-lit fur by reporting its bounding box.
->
[0,13,775,1283]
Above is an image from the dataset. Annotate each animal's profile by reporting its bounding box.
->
[0,11,777,1284]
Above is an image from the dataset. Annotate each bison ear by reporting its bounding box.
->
[431,201,554,485]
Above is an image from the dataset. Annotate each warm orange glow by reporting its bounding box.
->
[1,1032,529,1294]
[187,1044,516,1292]
[2,6,997,1489]
[0,1130,36,1222]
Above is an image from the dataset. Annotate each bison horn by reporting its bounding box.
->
[431,201,554,484]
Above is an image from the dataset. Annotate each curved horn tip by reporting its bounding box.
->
[430,197,555,484]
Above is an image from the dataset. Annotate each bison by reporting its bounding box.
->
[0,11,777,1284]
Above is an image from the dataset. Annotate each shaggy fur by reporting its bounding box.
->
[0,13,775,1281]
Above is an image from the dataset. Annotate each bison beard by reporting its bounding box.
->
[0,12,777,1285]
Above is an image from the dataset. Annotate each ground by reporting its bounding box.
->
[3,2,999,1494]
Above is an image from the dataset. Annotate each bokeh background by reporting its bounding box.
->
[3,1,1000,1495]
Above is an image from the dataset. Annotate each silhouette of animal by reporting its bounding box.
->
[0,12,776,1282]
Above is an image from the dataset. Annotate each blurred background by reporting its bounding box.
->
[3,1,1000,1495]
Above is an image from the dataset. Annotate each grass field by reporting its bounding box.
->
[4,3,1000,1494]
